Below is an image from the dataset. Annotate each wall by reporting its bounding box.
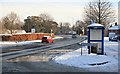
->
[1,33,55,41]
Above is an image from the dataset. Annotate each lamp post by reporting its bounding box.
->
[51,29,53,37]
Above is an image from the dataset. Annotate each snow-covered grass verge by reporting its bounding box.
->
[53,37,118,72]
[0,40,42,49]
[0,40,42,45]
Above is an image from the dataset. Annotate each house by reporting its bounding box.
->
[108,25,120,35]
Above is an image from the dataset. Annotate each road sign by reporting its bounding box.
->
[78,43,98,56]
[80,43,97,46]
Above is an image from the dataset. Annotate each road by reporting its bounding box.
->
[2,35,88,72]
[1,35,87,60]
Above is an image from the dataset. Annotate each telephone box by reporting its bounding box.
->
[88,23,104,55]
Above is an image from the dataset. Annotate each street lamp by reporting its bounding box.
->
[51,29,53,37]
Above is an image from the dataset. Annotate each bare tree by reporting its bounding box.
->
[39,13,53,21]
[0,19,7,34]
[0,19,3,33]
[39,13,58,33]
[59,22,71,34]
[72,20,85,35]
[84,0,115,28]
[2,12,21,34]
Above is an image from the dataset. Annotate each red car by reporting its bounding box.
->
[41,36,54,43]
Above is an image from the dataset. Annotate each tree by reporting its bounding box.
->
[24,14,58,34]
[50,21,59,34]
[39,13,59,34]
[39,13,54,33]
[59,22,63,34]
[84,0,115,28]
[59,22,71,34]
[0,20,4,34]
[39,13,53,21]
[24,16,42,33]
[2,12,21,34]
[72,20,85,35]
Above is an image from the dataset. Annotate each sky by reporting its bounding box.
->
[0,0,119,25]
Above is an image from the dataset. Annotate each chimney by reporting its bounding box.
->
[110,24,112,27]
[115,22,117,26]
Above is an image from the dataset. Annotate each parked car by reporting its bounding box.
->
[41,36,54,43]
[72,34,77,38]
[109,33,120,41]
[115,34,120,41]
[109,32,115,41]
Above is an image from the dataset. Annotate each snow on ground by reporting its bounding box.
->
[53,37,118,72]
[0,40,42,45]
[53,36,63,39]
[104,37,118,59]
[0,40,42,49]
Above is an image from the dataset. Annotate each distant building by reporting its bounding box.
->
[108,25,120,34]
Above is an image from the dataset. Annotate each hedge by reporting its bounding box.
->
[1,33,55,41]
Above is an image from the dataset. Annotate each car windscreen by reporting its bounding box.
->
[109,33,116,37]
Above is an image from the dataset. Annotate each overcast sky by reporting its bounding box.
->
[0,0,119,25]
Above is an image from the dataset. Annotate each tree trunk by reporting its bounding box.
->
[98,0,101,24]
[10,30,12,34]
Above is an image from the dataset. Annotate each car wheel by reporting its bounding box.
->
[47,41,49,43]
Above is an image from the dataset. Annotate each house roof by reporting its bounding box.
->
[108,25,120,30]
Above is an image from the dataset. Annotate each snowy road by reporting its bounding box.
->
[2,37,88,72]
[2,36,118,72]
[1,36,87,60]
